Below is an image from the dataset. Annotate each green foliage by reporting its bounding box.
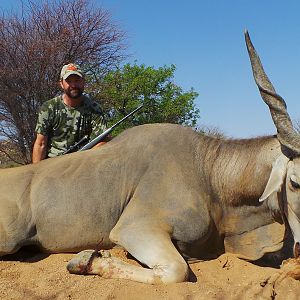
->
[88,63,200,135]
[0,0,126,164]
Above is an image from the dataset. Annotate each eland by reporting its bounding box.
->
[0,31,299,284]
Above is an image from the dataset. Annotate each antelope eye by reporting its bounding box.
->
[290,177,300,189]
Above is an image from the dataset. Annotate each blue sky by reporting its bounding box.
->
[1,1,300,138]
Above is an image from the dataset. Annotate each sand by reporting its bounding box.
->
[1,248,300,300]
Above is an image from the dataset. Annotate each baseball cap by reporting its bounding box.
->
[60,63,84,80]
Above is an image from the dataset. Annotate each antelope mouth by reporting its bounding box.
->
[294,242,300,258]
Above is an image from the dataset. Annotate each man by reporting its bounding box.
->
[32,63,108,163]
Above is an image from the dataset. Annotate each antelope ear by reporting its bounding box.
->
[259,155,289,202]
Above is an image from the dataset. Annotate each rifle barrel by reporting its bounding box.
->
[79,104,143,151]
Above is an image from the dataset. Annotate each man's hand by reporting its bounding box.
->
[92,135,112,149]
[92,141,107,148]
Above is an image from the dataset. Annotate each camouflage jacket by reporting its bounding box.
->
[35,95,107,157]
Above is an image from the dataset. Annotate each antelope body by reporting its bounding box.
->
[1,32,300,284]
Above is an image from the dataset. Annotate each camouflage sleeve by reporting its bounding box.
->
[90,113,107,140]
[35,102,53,136]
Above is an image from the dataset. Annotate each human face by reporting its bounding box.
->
[60,75,85,99]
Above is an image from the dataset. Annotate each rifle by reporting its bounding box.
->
[63,135,89,154]
[63,104,143,154]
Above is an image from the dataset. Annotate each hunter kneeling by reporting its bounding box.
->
[32,63,109,163]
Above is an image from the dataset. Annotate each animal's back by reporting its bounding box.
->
[0,123,200,254]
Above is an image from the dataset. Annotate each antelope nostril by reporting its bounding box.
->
[294,242,300,258]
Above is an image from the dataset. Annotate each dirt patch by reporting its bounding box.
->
[1,249,300,300]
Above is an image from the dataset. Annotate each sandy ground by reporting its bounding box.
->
[1,248,300,300]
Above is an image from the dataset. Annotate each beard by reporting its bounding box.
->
[64,87,83,99]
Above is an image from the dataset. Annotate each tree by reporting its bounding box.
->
[89,63,200,135]
[0,0,126,164]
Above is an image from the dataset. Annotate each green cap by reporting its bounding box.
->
[60,63,84,80]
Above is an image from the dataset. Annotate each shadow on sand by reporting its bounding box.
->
[1,246,50,263]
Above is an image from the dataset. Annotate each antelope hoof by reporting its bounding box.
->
[67,250,99,274]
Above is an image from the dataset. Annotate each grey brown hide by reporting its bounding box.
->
[1,32,300,284]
